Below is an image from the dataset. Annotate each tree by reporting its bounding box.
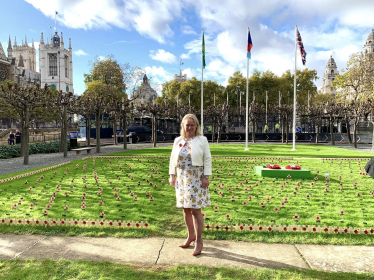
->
[248,102,263,143]
[307,104,325,144]
[83,56,131,153]
[136,103,167,147]
[0,82,52,165]
[205,104,229,143]
[332,51,374,149]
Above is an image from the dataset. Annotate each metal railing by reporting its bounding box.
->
[0,133,61,146]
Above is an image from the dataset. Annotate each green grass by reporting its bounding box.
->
[105,144,374,158]
[0,259,372,280]
[0,144,373,245]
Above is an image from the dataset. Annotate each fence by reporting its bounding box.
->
[0,133,61,146]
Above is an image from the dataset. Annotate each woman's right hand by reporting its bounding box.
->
[169,175,176,187]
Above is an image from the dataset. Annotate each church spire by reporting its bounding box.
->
[69,38,72,49]
[14,36,17,47]
[7,35,12,51]
[40,32,44,44]
[32,39,35,48]
[25,35,27,46]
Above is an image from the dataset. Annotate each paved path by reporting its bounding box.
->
[0,234,373,273]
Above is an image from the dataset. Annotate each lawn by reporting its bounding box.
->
[105,143,374,158]
[0,260,373,280]
[0,144,373,244]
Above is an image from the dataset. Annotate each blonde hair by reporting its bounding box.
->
[180,114,202,138]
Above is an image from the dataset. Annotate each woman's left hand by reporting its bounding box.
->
[202,177,209,188]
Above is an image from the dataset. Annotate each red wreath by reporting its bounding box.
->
[266,164,281,169]
[285,165,301,170]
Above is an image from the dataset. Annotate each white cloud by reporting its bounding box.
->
[144,66,173,93]
[74,49,89,56]
[149,49,177,64]
[25,0,183,43]
[181,25,196,35]
[97,56,106,61]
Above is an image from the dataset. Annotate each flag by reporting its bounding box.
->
[247,29,253,59]
[296,27,307,65]
[202,30,206,69]
[180,58,183,65]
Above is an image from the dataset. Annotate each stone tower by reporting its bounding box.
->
[11,36,37,72]
[39,31,74,93]
[321,55,339,96]
[364,29,374,54]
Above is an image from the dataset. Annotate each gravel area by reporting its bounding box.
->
[0,141,372,177]
[0,143,173,177]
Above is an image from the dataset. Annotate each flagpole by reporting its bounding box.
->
[292,25,297,151]
[245,27,249,151]
[201,28,204,134]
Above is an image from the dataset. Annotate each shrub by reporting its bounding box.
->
[0,141,79,159]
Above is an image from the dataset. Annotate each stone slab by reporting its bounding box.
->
[297,244,374,273]
[157,238,308,270]
[19,236,164,265]
[254,166,311,179]
[0,234,45,259]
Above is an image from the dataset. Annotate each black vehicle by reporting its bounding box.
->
[126,126,152,134]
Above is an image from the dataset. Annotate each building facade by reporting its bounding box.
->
[320,55,339,96]
[173,70,187,82]
[131,74,157,107]
[39,32,74,93]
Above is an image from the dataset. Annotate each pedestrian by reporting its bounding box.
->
[275,123,280,133]
[169,114,212,256]
[264,124,268,133]
[15,130,21,144]
[9,131,15,145]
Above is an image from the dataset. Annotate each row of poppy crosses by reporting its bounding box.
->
[1,217,149,229]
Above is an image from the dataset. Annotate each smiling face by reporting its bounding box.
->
[184,117,196,138]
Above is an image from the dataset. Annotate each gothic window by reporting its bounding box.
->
[64,55,68,78]
[49,54,57,76]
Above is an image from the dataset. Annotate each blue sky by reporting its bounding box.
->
[1,0,374,96]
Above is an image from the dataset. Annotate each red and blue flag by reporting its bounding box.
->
[296,27,307,65]
[247,29,253,59]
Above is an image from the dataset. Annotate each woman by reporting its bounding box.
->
[169,114,212,256]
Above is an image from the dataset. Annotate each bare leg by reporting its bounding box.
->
[182,208,196,244]
[191,208,204,252]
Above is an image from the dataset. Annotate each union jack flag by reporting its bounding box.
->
[296,27,307,65]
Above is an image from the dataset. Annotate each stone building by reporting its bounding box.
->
[173,70,187,82]
[39,32,74,93]
[0,36,40,86]
[320,55,339,96]
[131,74,157,107]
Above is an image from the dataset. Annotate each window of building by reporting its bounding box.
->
[331,70,334,75]
[64,56,69,78]
[49,54,57,76]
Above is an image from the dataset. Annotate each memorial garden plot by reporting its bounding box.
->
[0,155,373,234]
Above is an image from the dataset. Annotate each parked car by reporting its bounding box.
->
[126,126,152,135]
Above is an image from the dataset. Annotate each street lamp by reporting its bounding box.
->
[236,83,240,127]
[265,91,268,125]
[239,91,244,115]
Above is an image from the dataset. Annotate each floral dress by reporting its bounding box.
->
[175,137,211,209]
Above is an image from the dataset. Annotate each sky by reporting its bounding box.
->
[1,0,374,96]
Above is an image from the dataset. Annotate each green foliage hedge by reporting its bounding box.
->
[0,141,78,159]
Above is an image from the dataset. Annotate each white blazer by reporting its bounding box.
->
[169,136,212,176]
